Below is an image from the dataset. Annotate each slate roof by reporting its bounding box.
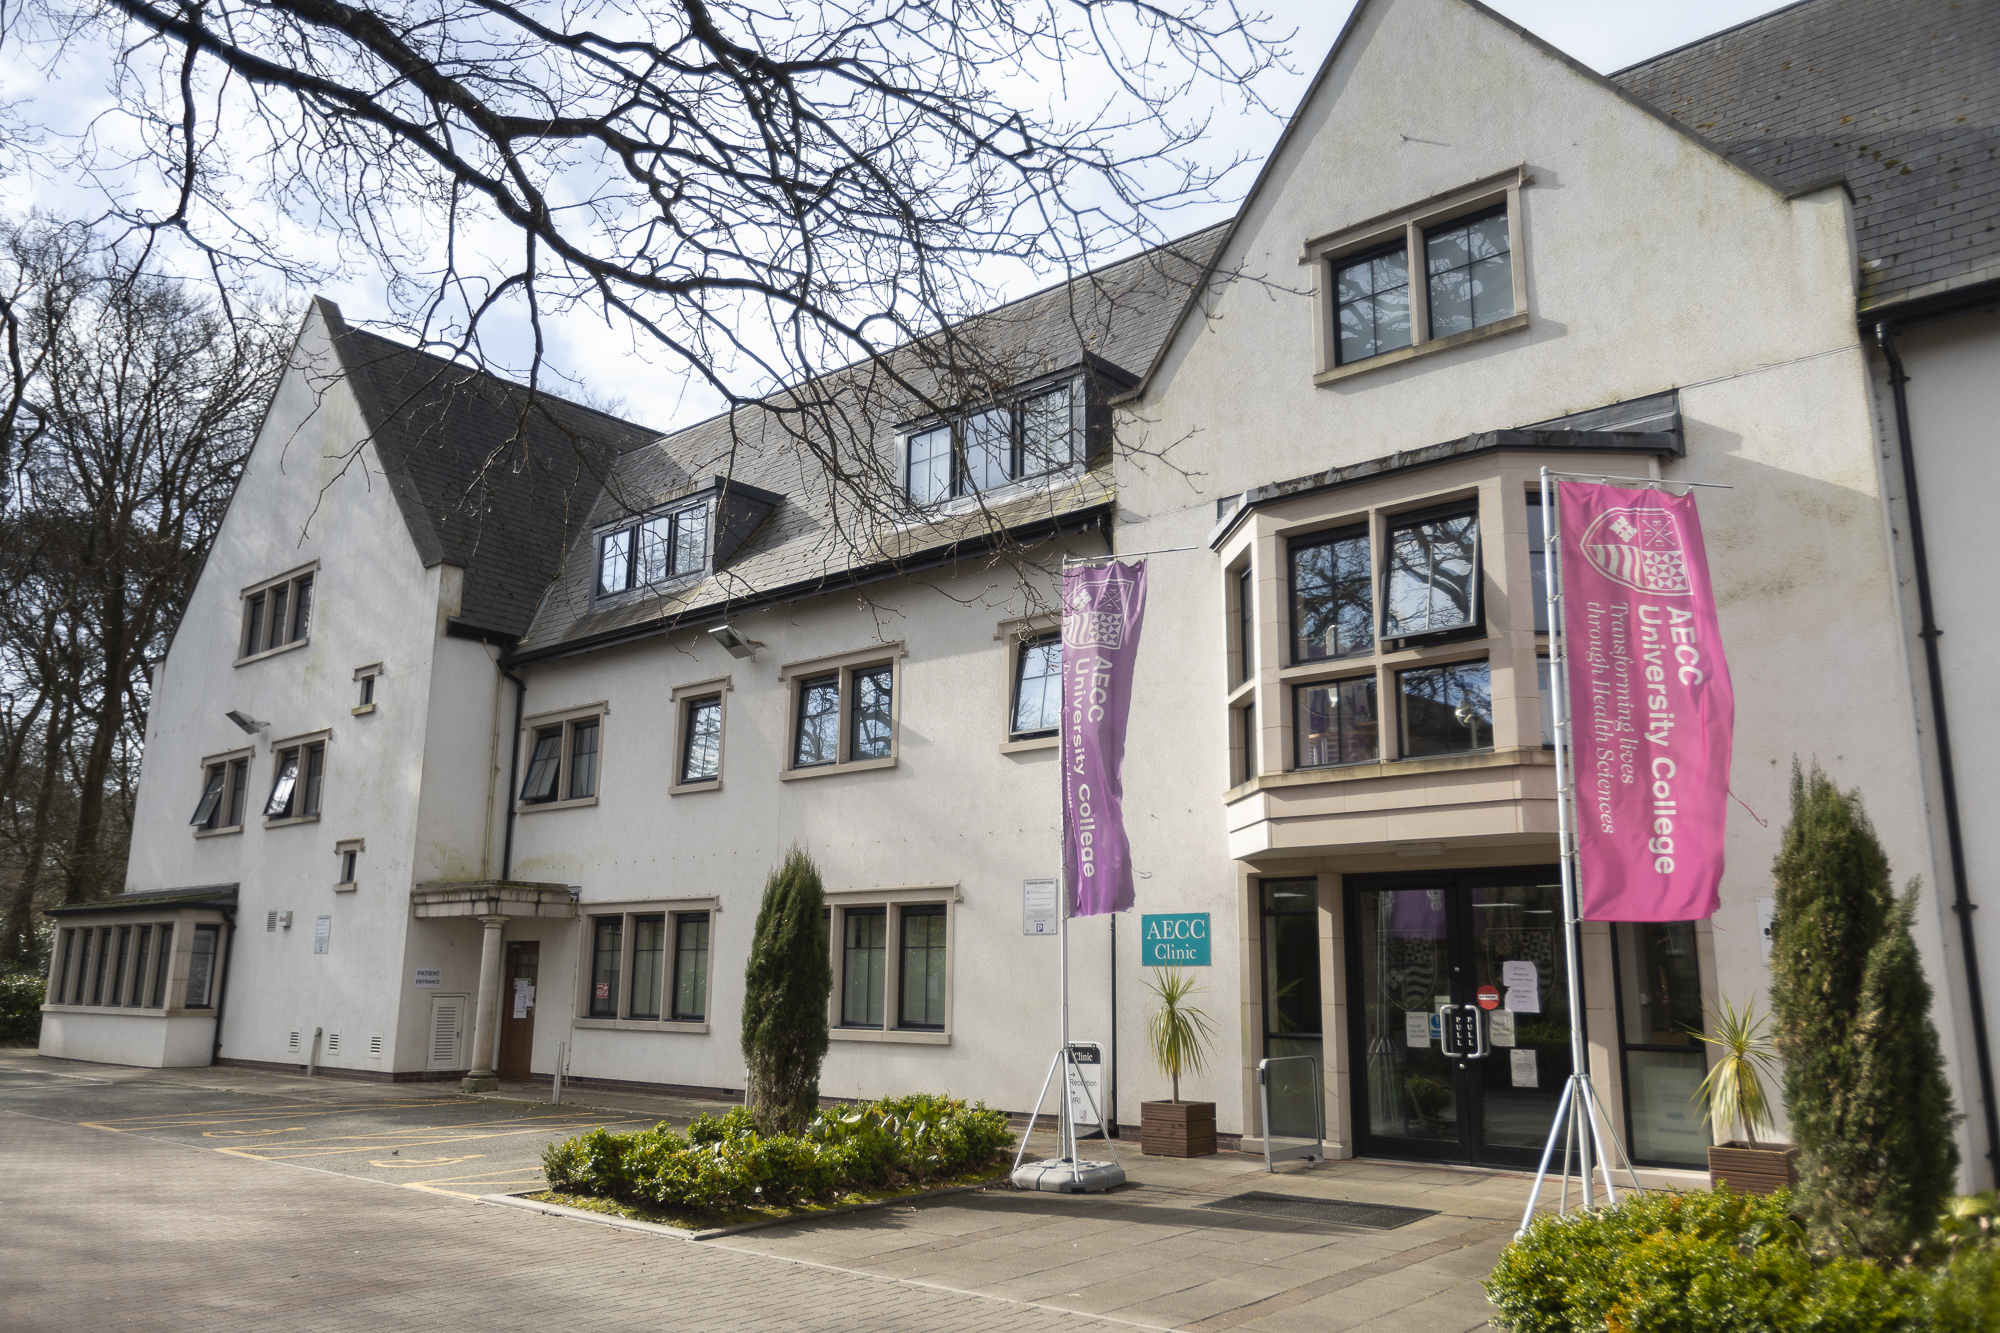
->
[318,300,662,639]
[513,228,1223,660]
[1612,0,2000,312]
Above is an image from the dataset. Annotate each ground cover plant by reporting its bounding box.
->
[1486,1188,2000,1333]
[540,1094,1012,1219]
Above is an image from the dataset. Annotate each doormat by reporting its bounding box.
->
[1194,1191,1438,1230]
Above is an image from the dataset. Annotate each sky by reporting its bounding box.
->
[1,0,1802,433]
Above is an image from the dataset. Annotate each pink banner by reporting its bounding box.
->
[1557,482,1733,921]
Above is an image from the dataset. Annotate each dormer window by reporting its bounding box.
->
[905,382,1078,505]
[597,501,709,597]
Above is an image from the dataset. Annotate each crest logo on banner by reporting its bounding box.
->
[1060,561,1148,918]
[1579,506,1693,595]
[1558,483,1733,922]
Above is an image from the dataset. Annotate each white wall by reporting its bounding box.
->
[124,307,482,1076]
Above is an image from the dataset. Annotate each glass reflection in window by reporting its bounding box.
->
[1295,677,1378,768]
[1425,207,1513,339]
[794,675,840,767]
[1384,509,1479,638]
[1290,527,1372,660]
[1334,244,1412,365]
[1400,660,1491,756]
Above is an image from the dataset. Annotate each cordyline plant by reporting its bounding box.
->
[1691,994,1779,1148]
[1143,968,1216,1104]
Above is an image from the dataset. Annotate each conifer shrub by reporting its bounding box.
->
[740,846,833,1137]
[1769,762,1959,1255]
[540,1095,1013,1214]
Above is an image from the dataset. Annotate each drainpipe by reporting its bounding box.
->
[500,665,526,880]
[1875,322,1999,1176]
[208,907,237,1066]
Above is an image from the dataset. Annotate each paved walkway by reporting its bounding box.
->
[0,1052,1531,1331]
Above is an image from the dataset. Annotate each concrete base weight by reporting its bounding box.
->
[460,1074,499,1092]
[1010,1158,1125,1193]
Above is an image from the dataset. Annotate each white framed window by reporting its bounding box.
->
[264,732,329,825]
[826,886,957,1044]
[517,703,607,812]
[778,645,904,780]
[903,381,1080,506]
[238,564,317,662]
[353,663,382,715]
[595,499,710,598]
[575,898,717,1031]
[1305,167,1528,383]
[190,748,253,835]
[669,677,730,794]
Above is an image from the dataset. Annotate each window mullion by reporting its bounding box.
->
[1406,220,1428,347]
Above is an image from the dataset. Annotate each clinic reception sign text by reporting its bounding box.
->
[1140,913,1211,966]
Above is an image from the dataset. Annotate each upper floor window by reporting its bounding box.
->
[190,753,251,833]
[1290,526,1372,661]
[240,567,315,660]
[265,740,325,822]
[1010,633,1062,740]
[905,383,1077,505]
[518,707,605,809]
[1382,504,1480,640]
[597,500,709,597]
[780,647,902,778]
[1307,168,1526,382]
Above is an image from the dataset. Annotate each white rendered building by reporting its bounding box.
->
[46,0,2000,1188]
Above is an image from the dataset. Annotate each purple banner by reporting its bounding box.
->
[1061,560,1148,917]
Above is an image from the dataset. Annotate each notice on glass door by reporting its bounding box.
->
[1511,1048,1539,1088]
[1501,960,1537,989]
[1504,985,1541,1014]
[1404,1011,1431,1048]
[1488,1010,1516,1047]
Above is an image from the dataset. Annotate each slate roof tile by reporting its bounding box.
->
[1612,0,2000,311]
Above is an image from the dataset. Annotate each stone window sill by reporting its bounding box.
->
[193,825,244,839]
[1313,312,1529,386]
[779,756,897,782]
[829,1027,950,1046]
[234,637,310,668]
[668,778,722,796]
[263,814,320,829]
[351,703,376,716]
[999,736,1057,755]
[515,795,599,814]
[571,1017,709,1034]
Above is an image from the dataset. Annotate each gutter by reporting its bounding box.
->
[500,665,526,881]
[505,502,1113,668]
[1874,321,1999,1176]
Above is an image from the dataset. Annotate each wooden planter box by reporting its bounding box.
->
[1708,1143,1799,1196]
[1140,1100,1216,1157]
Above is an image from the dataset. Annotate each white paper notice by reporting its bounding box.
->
[512,991,529,1019]
[1511,1048,1539,1088]
[1504,985,1541,1014]
[1488,1010,1517,1047]
[1501,960,1538,990]
[412,967,441,989]
[1404,1011,1431,1048]
[313,916,331,954]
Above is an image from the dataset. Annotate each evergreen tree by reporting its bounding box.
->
[740,846,832,1137]
[1769,762,1960,1254]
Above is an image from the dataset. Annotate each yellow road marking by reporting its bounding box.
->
[203,1128,305,1137]
[369,1154,487,1168]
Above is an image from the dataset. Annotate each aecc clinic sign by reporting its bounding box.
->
[1140,913,1210,967]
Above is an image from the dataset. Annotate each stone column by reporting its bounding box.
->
[462,914,508,1092]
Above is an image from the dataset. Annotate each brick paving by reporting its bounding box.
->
[3,1110,1172,1332]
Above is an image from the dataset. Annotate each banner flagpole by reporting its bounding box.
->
[1517,467,1647,1237]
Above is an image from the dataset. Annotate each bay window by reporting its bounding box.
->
[1290,526,1373,660]
[1399,660,1492,757]
[1295,677,1379,768]
[1383,504,1480,640]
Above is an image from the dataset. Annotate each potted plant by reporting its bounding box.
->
[1693,993,1796,1194]
[1140,968,1218,1157]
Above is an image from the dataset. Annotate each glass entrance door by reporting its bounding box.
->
[1348,868,1571,1168]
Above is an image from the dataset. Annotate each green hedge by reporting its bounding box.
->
[1487,1188,2000,1333]
[0,971,46,1045]
[541,1093,1013,1213]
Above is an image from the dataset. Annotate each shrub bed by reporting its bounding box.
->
[540,1093,1012,1215]
[0,970,46,1045]
[1487,1188,2000,1333]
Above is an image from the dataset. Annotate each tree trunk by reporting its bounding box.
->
[2,706,67,967]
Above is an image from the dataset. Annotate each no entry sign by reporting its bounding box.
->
[1476,984,1502,1010]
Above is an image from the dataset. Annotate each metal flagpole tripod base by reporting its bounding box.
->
[1009,1045,1126,1193]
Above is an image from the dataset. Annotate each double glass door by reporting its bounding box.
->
[1348,869,1572,1168]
